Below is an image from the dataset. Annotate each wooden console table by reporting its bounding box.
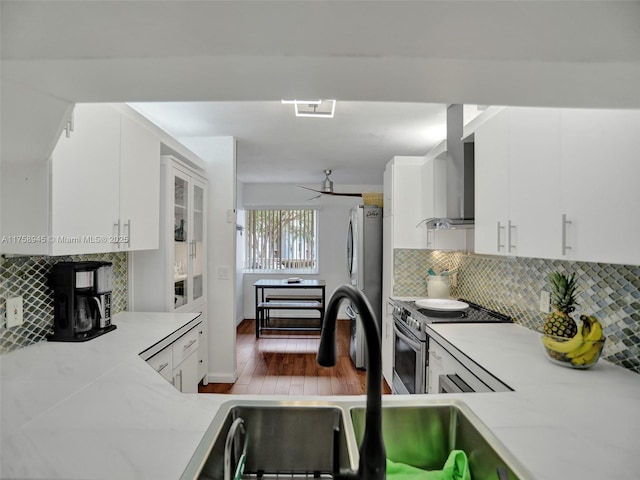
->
[254,279,326,337]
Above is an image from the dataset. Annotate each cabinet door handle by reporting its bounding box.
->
[175,370,183,391]
[157,362,169,373]
[124,219,131,248]
[64,110,75,138]
[562,214,572,255]
[184,339,197,350]
[496,222,505,252]
[113,220,121,247]
[507,221,516,253]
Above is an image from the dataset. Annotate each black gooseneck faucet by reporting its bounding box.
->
[317,284,386,480]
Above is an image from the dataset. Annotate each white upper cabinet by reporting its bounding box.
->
[130,156,208,313]
[421,146,447,223]
[474,108,510,256]
[507,107,562,259]
[383,156,425,248]
[475,106,640,265]
[560,109,640,265]
[50,104,122,255]
[1,103,160,255]
[119,112,161,251]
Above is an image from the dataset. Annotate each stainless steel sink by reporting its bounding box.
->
[350,400,531,480]
[181,399,533,480]
[182,401,357,480]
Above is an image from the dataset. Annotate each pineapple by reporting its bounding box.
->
[543,272,579,338]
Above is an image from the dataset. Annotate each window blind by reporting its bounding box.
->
[245,209,318,273]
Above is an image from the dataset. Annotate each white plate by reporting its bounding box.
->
[415,298,469,311]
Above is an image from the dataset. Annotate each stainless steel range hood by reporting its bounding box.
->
[426,104,474,230]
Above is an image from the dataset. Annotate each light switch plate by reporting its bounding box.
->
[539,291,550,313]
[6,296,24,328]
[218,266,230,280]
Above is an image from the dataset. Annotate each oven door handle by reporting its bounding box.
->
[393,323,422,351]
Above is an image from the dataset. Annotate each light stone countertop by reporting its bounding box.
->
[425,323,640,480]
[2,313,639,479]
[0,311,226,480]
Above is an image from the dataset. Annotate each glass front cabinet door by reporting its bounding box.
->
[171,166,207,312]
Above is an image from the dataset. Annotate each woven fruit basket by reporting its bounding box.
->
[539,332,605,369]
[362,192,384,207]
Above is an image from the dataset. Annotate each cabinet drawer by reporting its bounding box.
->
[147,347,173,383]
[172,327,199,367]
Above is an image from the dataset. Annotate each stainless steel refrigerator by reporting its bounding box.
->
[346,205,383,369]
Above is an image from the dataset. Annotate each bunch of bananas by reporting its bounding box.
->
[541,315,605,368]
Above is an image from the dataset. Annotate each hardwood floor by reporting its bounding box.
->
[199,319,392,396]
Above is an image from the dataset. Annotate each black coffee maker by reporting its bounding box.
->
[48,261,117,342]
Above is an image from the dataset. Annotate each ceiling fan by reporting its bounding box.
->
[298,170,363,199]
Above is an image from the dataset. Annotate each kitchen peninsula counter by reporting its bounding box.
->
[0,312,226,480]
[426,322,640,480]
[2,314,639,479]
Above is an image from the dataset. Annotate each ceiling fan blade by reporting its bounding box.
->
[298,186,326,194]
[297,186,362,197]
[330,192,364,197]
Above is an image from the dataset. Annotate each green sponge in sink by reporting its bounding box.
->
[387,450,470,480]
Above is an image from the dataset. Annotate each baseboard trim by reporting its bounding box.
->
[206,370,238,384]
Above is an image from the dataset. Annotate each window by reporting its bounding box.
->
[244,208,318,273]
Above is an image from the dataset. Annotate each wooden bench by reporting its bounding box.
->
[256,300,324,337]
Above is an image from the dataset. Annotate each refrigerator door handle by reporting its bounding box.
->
[347,219,354,276]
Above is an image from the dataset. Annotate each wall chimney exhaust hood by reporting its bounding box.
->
[421,104,474,230]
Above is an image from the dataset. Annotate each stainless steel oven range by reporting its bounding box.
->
[391,298,512,395]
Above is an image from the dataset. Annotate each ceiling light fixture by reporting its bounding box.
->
[280,99,322,105]
[281,99,337,118]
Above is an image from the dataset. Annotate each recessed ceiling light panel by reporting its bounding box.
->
[281,99,322,105]
[281,99,336,118]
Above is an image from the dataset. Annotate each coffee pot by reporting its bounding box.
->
[48,261,116,342]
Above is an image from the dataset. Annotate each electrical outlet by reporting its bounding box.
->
[6,296,24,328]
[539,291,550,313]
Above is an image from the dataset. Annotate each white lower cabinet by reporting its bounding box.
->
[145,325,200,393]
[173,350,199,393]
[196,315,208,385]
[427,334,511,394]
[146,346,173,383]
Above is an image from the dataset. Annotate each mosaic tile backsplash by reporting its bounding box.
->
[394,249,640,374]
[0,252,128,354]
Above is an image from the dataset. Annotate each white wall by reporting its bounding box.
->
[240,183,383,320]
[180,136,238,384]
[235,183,245,326]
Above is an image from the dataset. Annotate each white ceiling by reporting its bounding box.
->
[130,101,446,184]
[2,1,639,184]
